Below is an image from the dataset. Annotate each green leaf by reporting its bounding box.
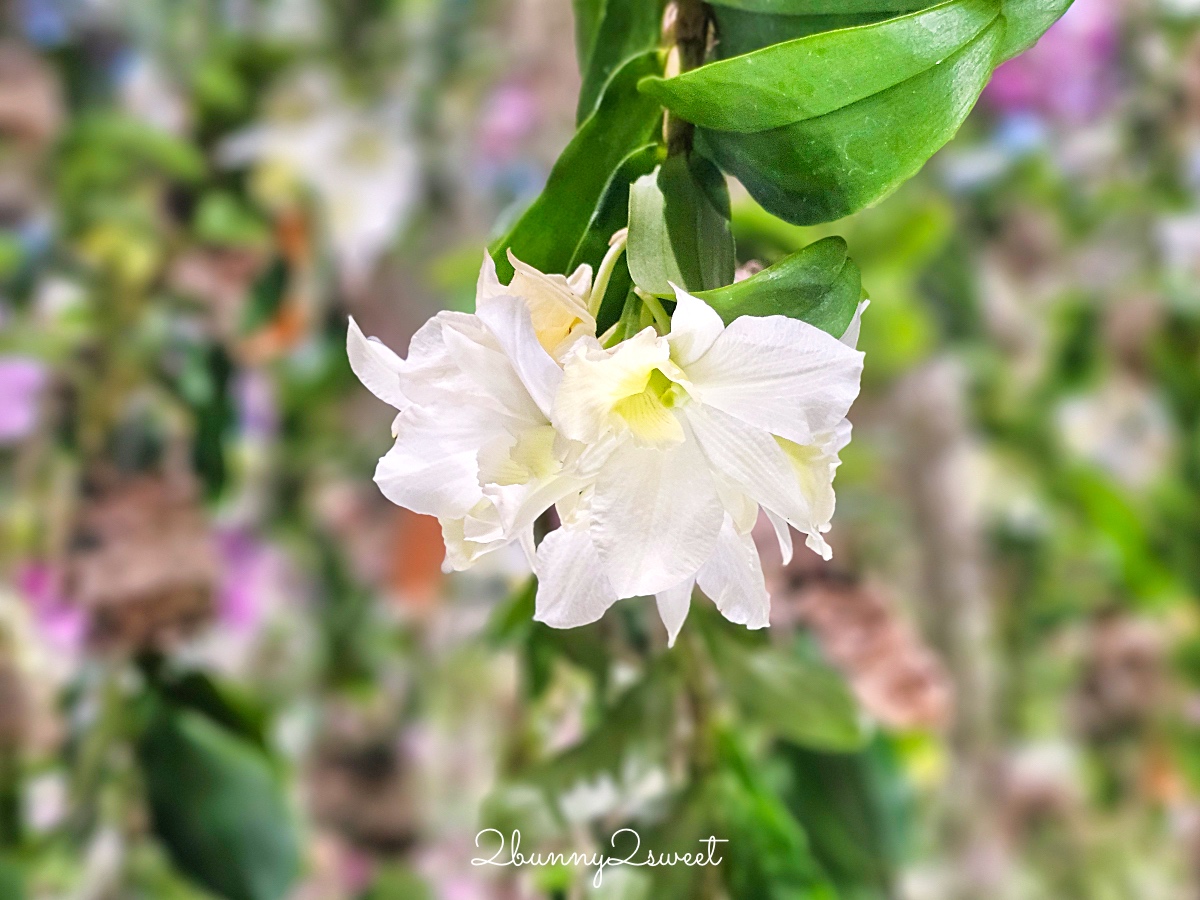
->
[628,154,735,296]
[707,628,867,751]
[572,0,605,70]
[997,0,1074,61]
[489,52,663,283]
[193,192,270,247]
[576,0,667,123]
[640,0,1000,133]
[568,142,665,333]
[708,0,928,10]
[695,236,860,336]
[643,743,836,900]
[709,7,913,59]
[699,19,1003,224]
[0,858,23,900]
[138,701,300,900]
[779,738,911,899]
[526,661,676,794]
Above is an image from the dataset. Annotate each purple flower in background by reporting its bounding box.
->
[0,356,48,444]
[234,369,279,442]
[984,1,1121,125]
[215,527,289,635]
[16,563,85,656]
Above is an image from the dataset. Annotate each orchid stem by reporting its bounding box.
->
[588,228,629,318]
[637,289,672,335]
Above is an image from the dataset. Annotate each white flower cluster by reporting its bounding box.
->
[348,251,864,645]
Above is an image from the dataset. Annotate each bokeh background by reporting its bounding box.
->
[2,0,1200,897]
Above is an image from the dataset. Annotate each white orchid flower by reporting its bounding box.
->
[349,249,866,648]
[220,69,419,288]
[537,289,866,646]
[346,253,596,569]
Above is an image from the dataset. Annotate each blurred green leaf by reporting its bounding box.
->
[644,737,836,900]
[0,858,23,900]
[363,866,434,900]
[695,235,860,335]
[779,738,911,899]
[150,666,271,752]
[487,578,611,697]
[138,701,300,900]
[628,154,735,296]
[193,193,270,248]
[706,628,867,751]
[641,0,999,133]
[527,660,676,795]
[489,52,663,283]
[698,19,1002,224]
[576,0,667,123]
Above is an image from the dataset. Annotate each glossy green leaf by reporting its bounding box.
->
[138,702,300,900]
[627,154,735,296]
[997,0,1074,61]
[695,236,861,336]
[576,0,667,123]
[710,7,919,59]
[641,0,1000,133]
[571,0,605,70]
[568,142,665,332]
[700,19,1003,225]
[707,629,867,751]
[709,0,926,10]
[489,52,663,283]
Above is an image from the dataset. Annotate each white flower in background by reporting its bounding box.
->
[349,253,865,645]
[219,69,420,288]
[1056,375,1175,490]
[117,54,190,136]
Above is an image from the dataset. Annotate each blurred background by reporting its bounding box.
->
[2,0,1200,897]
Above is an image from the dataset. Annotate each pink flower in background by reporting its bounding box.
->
[0,356,48,443]
[215,527,290,635]
[477,82,540,164]
[984,1,1121,125]
[16,564,85,657]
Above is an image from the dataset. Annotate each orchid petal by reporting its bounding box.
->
[841,300,870,349]
[668,287,724,368]
[685,404,813,529]
[590,434,724,597]
[764,509,795,565]
[534,524,621,629]
[347,317,407,409]
[655,578,695,648]
[685,314,863,445]
[374,404,501,518]
[475,294,562,419]
[697,517,771,630]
